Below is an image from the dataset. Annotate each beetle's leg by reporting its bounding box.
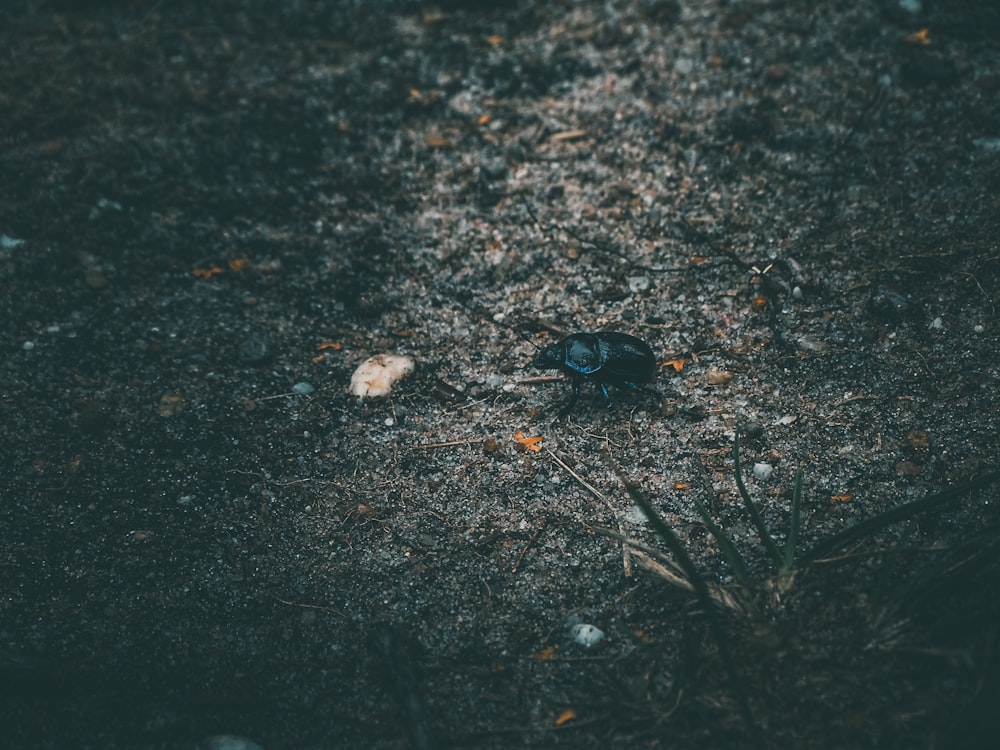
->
[625,381,663,398]
[598,382,615,412]
[558,377,581,418]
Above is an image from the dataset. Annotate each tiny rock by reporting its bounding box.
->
[349,354,415,399]
[570,623,605,648]
[706,369,734,385]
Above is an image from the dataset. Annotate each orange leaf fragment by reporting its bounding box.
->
[228,257,252,272]
[532,646,557,661]
[487,34,504,46]
[663,357,685,372]
[425,133,449,148]
[514,431,543,452]
[673,482,691,490]
[691,255,707,264]
[633,628,653,643]
[904,28,932,46]
[831,494,853,503]
[555,708,578,726]
[318,341,343,351]
[478,114,491,126]
[193,266,223,279]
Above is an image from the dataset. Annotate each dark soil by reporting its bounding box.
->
[2,1,999,749]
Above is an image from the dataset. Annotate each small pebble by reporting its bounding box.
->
[627,275,651,293]
[238,337,271,364]
[292,382,315,395]
[22,340,35,350]
[570,623,605,648]
[673,57,694,75]
[1,234,26,249]
[929,317,943,330]
[706,369,733,385]
[752,463,773,481]
[349,354,415,399]
[972,137,1000,152]
[625,505,649,526]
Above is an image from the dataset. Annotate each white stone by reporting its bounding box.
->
[349,354,415,399]
[570,623,605,648]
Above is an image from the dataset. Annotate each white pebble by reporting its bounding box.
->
[929,317,943,330]
[292,382,315,395]
[349,354,415,399]
[752,463,773,481]
[627,275,651,293]
[625,504,649,526]
[1,234,26,249]
[570,623,605,648]
[972,137,1000,152]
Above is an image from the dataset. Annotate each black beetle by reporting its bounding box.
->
[531,332,660,416]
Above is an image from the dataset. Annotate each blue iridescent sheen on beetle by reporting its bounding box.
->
[532,332,659,416]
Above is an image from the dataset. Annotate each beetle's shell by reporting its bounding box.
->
[533,332,656,383]
[592,332,656,383]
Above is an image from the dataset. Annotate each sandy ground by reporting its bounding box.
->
[2,1,1000,748]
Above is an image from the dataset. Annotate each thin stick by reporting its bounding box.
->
[545,448,632,577]
[512,518,547,573]
[413,438,484,450]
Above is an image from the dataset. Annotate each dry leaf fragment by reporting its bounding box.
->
[663,357,685,372]
[193,266,223,279]
[532,646,557,661]
[555,708,578,726]
[158,391,186,417]
[514,430,543,452]
[228,257,252,272]
[905,28,932,46]
[831,494,853,503]
[905,429,930,451]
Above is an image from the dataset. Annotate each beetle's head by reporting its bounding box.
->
[531,342,564,371]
